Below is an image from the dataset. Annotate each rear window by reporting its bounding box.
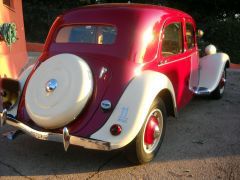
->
[56,25,117,44]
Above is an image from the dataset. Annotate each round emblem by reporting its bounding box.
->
[46,79,58,92]
[101,100,112,111]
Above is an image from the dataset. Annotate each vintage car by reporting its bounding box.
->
[0,4,230,164]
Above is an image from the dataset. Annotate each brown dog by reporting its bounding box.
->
[0,78,20,110]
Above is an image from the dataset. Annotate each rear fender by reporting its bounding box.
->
[7,65,34,116]
[199,53,230,92]
[90,71,176,149]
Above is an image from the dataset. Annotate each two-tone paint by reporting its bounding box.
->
[5,4,229,149]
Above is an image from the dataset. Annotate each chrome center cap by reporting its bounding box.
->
[46,79,58,93]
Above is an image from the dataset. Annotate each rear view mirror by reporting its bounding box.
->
[0,78,20,110]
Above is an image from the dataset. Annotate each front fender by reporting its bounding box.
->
[199,53,230,92]
[90,70,176,149]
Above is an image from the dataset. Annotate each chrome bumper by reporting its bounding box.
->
[0,109,111,151]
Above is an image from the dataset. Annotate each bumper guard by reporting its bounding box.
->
[0,109,111,151]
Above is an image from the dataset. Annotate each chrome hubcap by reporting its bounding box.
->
[153,126,161,139]
[46,79,58,93]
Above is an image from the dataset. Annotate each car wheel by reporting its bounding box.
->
[125,99,167,164]
[211,68,226,99]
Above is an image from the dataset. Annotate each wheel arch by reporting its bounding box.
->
[7,65,34,117]
[156,89,177,118]
[225,60,230,69]
[90,70,177,149]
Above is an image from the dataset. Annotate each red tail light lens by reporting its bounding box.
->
[110,124,122,136]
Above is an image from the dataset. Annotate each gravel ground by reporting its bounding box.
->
[0,69,239,180]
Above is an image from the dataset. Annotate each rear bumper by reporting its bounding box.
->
[0,109,111,151]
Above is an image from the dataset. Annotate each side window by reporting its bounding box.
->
[162,22,183,57]
[186,23,195,49]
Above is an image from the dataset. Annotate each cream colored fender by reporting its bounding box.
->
[199,53,230,93]
[90,71,176,149]
[8,65,34,117]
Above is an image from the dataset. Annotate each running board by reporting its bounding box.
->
[191,87,211,95]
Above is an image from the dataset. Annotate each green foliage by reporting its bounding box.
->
[23,0,89,43]
[163,0,240,63]
[202,18,240,64]
[23,0,240,63]
[0,23,17,47]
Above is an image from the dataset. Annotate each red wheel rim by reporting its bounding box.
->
[143,108,163,154]
[144,115,159,145]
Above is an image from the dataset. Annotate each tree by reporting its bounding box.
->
[23,0,240,63]
[163,0,240,63]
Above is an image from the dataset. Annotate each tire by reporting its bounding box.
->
[125,99,167,164]
[211,68,226,99]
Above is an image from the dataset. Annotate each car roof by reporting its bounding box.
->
[63,3,192,19]
[51,4,194,62]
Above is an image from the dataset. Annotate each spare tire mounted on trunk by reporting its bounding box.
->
[25,53,93,129]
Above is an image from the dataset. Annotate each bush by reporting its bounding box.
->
[200,18,240,64]
[23,0,88,43]
[23,1,240,64]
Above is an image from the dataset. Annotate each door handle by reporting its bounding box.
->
[158,60,168,66]
[158,61,164,66]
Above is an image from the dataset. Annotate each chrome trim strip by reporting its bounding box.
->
[157,55,192,67]
[99,67,108,79]
[0,110,111,151]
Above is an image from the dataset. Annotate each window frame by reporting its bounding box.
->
[185,22,196,50]
[160,19,184,59]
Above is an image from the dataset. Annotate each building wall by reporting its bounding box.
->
[0,0,27,79]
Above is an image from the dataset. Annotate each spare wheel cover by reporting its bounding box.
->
[25,53,93,129]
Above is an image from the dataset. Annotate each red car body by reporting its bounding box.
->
[18,4,195,135]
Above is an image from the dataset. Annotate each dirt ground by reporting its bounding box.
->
[0,69,239,180]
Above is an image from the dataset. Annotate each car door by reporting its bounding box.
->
[157,17,193,109]
[184,19,200,91]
